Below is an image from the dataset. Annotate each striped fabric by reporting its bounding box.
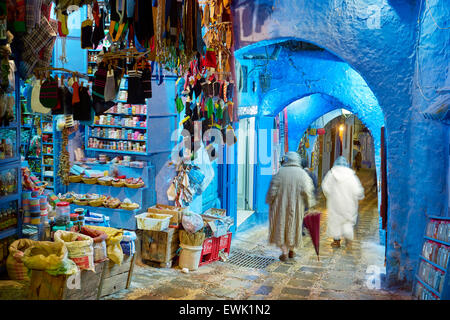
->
[23,15,56,54]
[39,77,58,109]
[141,67,152,98]
[92,66,107,100]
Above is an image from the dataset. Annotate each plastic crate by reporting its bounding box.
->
[217,232,232,254]
[136,212,171,231]
[198,232,232,267]
[199,237,219,266]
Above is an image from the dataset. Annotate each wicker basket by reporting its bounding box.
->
[73,199,89,206]
[69,175,82,183]
[125,182,145,189]
[98,179,112,186]
[61,197,74,204]
[120,203,140,211]
[104,200,121,209]
[89,198,104,207]
[82,177,98,184]
[111,180,125,187]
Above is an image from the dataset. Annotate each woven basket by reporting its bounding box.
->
[98,179,112,186]
[111,180,125,187]
[82,177,98,184]
[61,197,74,204]
[69,175,82,183]
[120,203,140,211]
[125,182,145,189]
[89,199,103,207]
[73,199,89,206]
[104,200,121,209]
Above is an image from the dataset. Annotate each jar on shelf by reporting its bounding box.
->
[56,202,70,220]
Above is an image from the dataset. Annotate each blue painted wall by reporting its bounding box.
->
[232,0,449,288]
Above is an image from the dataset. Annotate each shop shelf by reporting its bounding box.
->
[90,136,147,142]
[0,121,18,129]
[70,204,142,230]
[420,256,447,272]
[104,113,146,116]
[0,227,19,240]
[0,156,20,165]
[0,193,20,203]
[91,124,147,130]
[424,236,450,247]
[85,148,147,155]
[415,275,441,298]
[429,215,450,221]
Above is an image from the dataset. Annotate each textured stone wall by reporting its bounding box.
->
[232,0,449,288]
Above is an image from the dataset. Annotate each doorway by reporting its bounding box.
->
[237,117,255,227]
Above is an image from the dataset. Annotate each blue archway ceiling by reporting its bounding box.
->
[284,94,381,164]
[232,0,450,287]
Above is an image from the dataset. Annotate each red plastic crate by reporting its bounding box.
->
[199,237,219,266]
[198,232,233,267]
[217,232,232,253]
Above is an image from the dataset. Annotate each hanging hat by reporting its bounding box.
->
[31,80,51,114]
[39,77,58,109]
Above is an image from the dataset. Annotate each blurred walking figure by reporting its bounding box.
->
[322,156,364,248]
[266,152,316,261]
[354,150,362,172]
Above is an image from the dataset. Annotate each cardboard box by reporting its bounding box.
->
[148,204,186,227]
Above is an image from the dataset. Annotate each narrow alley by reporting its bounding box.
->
[106,169,411,300]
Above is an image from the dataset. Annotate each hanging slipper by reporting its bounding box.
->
[227,101,234,121]
[206,97,214,119]
[81,19,94,49]
[175,96,184,113]
[57,9,69,37]
[216,100,224,120]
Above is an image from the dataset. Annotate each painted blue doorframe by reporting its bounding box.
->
[221,136,238,234]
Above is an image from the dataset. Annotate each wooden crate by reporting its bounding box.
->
[148,204,185,227]
[97,254,135,299]
[28,261,106,300]
[141,228,179,267]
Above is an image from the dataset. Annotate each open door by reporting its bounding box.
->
[237,117,255,226]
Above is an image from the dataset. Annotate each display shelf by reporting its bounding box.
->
[0,193,20,203]
[90,136,146,142]
[104,113,146,116]
[420,256,447,272]
[0,156,20,166]
[66,163,155,230]
[70,204,140,230]
[91,124,147,130]
[0,227,19,240]
[415,275,441,298]
[415,216,450,300]
[424,236,450,247]
[0,121,19,129]
[84,148,146,155]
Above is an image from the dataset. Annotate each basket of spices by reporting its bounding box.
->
[82,176,98,184]
[111,178,125,187]
[89,198,104,207]
[98,176,113,186]
[120,202,140,211]
[69,175,82,183]
[125,178,145,189]
[103,197,121,209]
[73,198,89,206]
